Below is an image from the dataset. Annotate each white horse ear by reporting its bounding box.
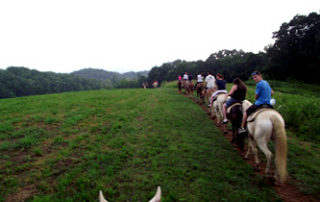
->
[99,186,161,202]
[99,190,108,202]
[149,186,161,202]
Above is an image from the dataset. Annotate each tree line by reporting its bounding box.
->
[148,12,320,85]
[0,67,111,99]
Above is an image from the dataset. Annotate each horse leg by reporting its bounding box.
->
[245,138,252,159]
[215,105,221,125]
[232,126,236,143]
[249,138,260,165]
[255,128,273,175]
[257,140,273,175]
[252,142,260,165]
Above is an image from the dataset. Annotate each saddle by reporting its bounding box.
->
[247,107,275,122]
[227,102,242,114]
[212,92,227,102]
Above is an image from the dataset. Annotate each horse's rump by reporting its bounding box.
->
[247,108,277,122]
[247,109,287,183]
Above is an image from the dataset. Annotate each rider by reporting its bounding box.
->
[178,75,182,91]
[183,72,189,80]
[208,73,227,107]
[205,72,216,106]
[182,72,189,87]
[195,73,204,88]
[238,71,274,133]
[222,78,247,124]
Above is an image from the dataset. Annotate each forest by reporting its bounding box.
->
[0,12,319,98]
[147,12,320,85]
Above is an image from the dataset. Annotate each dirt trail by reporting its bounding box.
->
[182,93,318,202]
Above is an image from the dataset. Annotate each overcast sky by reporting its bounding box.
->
[0,0,319,73]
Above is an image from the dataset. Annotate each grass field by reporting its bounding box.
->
[0,88,282,201]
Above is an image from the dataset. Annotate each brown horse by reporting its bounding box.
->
[177,81,182,92]
[227,103,245,151]
[184,80,194,95]
[196,82,206,104]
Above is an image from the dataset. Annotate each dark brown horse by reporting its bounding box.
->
[227,103,245,152]
[177,81,182,92]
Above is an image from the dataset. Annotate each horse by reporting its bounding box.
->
[196,82,206,104]
[177,81,182,92]
[210,94,228,126]
[242,100,288,183]
[99,186,161,202]
[227,103,245,151]
[184,80,194,95]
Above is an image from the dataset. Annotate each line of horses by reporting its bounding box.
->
[179,80,287,184]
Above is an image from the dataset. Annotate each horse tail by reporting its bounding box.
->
[270,112,287,183]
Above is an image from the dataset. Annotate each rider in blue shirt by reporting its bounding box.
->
[239,71,273,133]
[255,80,272,105]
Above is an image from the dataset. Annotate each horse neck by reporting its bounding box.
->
[242,100,252,111]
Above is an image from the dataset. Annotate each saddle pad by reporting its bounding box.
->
[247,108,276,122]
[227,102,241,114]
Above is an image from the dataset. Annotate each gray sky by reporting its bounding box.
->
[0,0,319,73]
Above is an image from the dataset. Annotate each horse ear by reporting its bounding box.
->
[99,190,108,202]
[149,186,161,202]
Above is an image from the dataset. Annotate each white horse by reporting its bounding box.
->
[210,94,228,125]
[242,100,287,183]
[99,186,161,202]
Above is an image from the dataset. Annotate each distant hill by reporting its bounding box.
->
[72,68,149,81]
[0,67,110,99]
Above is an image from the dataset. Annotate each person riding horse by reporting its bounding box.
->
[195,73,204,89]
[222,78,247,124]
[204,72,216,105]
[208,73,227,107]
[239,71,274,134]
[177,75,182,92]
[182,72,189,87]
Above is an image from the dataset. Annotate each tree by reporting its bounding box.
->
[266,12,320,83]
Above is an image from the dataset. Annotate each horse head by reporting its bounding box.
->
[99,186,161,202]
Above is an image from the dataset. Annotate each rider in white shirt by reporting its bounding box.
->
[197,73,204,82]
[205,72,216,105]
[183,72,189,80]
[205,72,216,89]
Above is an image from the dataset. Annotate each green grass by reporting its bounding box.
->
[0,88,280,201]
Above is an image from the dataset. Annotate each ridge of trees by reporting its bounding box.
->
[148,12,320,85]
[0,67,111,99]
[72,68,149,81]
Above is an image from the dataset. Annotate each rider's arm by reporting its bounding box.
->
[227,85,237,96]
